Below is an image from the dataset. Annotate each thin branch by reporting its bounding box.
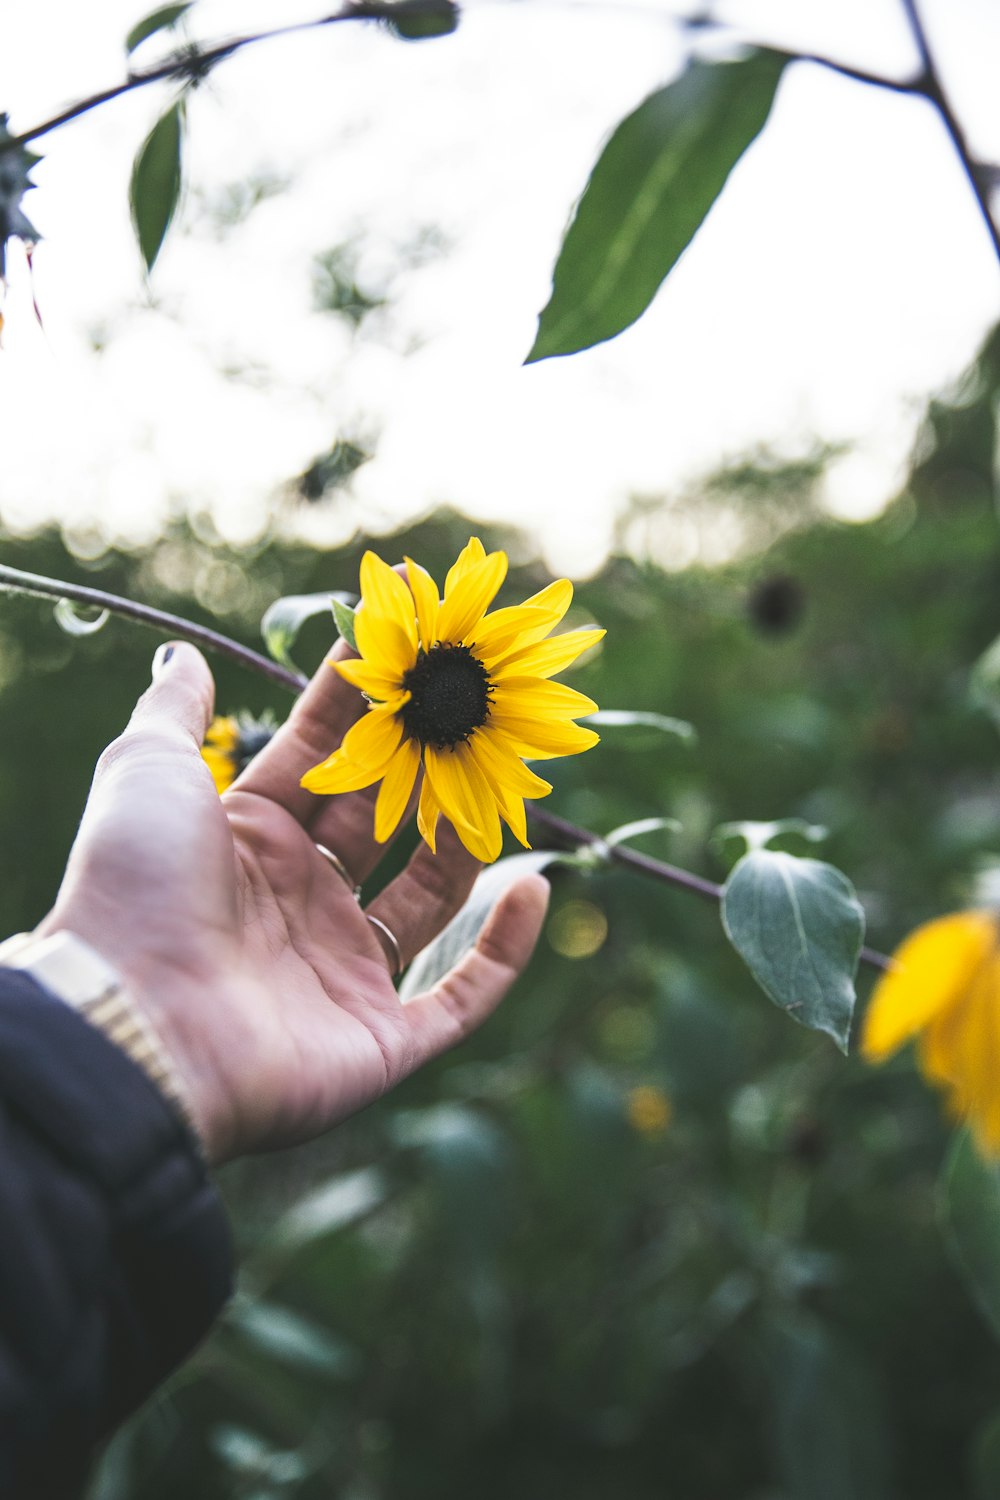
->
[525,803,891,972]
[780,51,922,97]
[0,563,307,693]
[8,2,430,148]
[898,0,1000,265]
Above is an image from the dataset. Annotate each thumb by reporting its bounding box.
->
[128,641,216,751]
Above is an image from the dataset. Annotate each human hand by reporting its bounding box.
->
[36,639,550,1163]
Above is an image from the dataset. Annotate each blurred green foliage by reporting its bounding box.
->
[5,333,1000,1497]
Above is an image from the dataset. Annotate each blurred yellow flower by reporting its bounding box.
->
[301,538,604,863]
[626,1085,673,1138]
[201,713,276,793]
[862,910,1000,1155]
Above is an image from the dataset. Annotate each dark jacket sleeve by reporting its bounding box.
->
[0,969,233,1499]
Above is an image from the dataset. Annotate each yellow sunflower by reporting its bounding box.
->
[300,537,605,862]
[862,910,1000,1155]
[201,713,277,793]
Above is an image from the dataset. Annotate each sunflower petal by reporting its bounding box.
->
[444,536,487,596]
[468,731,551,849]
[921,948,1000,1152]
[492,626,606,680]
[861,911,998,1062]
[354,610,418,680]
[301,707,404,794]
[424,744,503,862]
[511,579,574,645]
[334,657,405,700]
[437,551,509,644]
[359,551,418,648]
[405,557,440,651]
[374,735,420,843]
[465,605,552,662]
[491,677,599,720]
[417,773,441,853]
[472,726,553,799]
[486,712,600,761]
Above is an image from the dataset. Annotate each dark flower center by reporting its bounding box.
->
[401,642,493,748]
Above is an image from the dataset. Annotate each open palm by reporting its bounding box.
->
[39,639,549,1161]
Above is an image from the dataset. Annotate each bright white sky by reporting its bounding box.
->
[1,0,999,575]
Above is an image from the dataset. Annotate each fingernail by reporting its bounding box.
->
[152,643,175,678]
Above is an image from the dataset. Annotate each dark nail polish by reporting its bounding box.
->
[152,642,175,679]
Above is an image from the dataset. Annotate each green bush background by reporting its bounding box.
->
[4,334,1000,1499]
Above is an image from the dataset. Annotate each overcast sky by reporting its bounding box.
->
[2,0,999,575]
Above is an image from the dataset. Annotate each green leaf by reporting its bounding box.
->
[385,0,459,41]
[125,2,192,55]
[399,851,565,1001]
[585,709,695,745]
[130,101,184,273]
[257,1166,387,1267]
[527,52,786,362]
[53,598,110,637]
[941,1129,1000,1343]
[331,597,358,652]
[225,1296,361,1379]
[260,591,354,673]
[765,1313,892,1500]
[721,850,864,1051]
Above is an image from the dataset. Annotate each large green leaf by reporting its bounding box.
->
[941,1129,1000,1343]
[130,100,184,272]
[721,850,864,1051]
[526,51,785,362]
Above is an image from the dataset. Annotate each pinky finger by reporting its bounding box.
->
[398,873,550,1068]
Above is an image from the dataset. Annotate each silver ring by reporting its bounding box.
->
[315,843,361,899]
[366,914,403,978]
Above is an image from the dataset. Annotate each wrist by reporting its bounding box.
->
[0,925,219,1156]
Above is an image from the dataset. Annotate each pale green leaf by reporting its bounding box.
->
[130,101,184,272]
[399,851,565,1001]
[721,850,864,1051]
[258,1166,387,1266]
[260,591,354,672]
[585,709,695,744]
[225,1297,361,1379]
[527,52,785,362]
[605,816,681,848]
